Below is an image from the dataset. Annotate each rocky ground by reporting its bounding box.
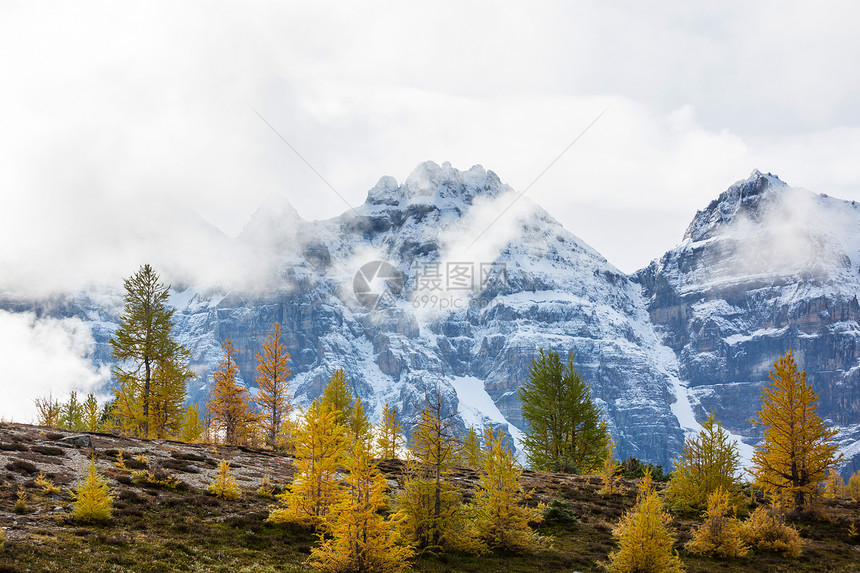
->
[1,423,859,572]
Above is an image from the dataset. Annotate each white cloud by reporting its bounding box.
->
[0,311,110,423]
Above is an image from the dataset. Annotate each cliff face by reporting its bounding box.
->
[637,170,860,474]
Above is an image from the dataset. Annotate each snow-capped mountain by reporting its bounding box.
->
[637,170,860,474]
[4,163,860,474]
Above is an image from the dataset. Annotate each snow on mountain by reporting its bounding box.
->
[637,169,860,475]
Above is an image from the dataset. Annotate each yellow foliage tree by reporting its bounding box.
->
[664,411,741,512]
[208,339,258,445]
[739,505,802,557]
[310,440,413,572]
[823,468,845,499]
[685,487,748,558]
[470,426,544,553]
[255,323,293,446]
[34,393,61,427]
[320,369,354,426]
[750,350,841,510]
[269,401,347,529]
[82,393,100,432]
[598,438,622,495]
[604,468,684,573]
[179,404,205,443]
[208,459,241,500]
[375,402,403,460]
[397,388,466,551]
[847,469,860,500]
[73,458,113,523]
[346,397,373,447]
[149,357,193,439]
[459,426,482,468]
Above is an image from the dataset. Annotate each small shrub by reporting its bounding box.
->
[686,487,748,557]
[114,450,128,471]
[13,488,28,514]
[131,468,183,490]
[740,505,802,557]
[207,459,240,500]
[72,458,113,523]
[257,476,276,498]
[35,473,61,495]
[543,499,580,524]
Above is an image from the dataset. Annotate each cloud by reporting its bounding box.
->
[0,310,110,423]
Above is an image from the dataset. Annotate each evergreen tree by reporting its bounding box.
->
[82,393,100,432]
[34,392,61,427]
[310,439,413,572]
[847,469,860,501]
[269,400,347,529]
[375,402,403,460]
[320,369,354,425]
[604,469,684,573]
[179,404,205,443]
[73,458,113,523]
[518,348,610,472]
[750,350,840,510]
[208,339,258,445]
[59,391,84,431]
[110,264,191,437]
[598,438,622,495]
[664,411,741,512]
[255,322,293,446]
[470,426,544,553]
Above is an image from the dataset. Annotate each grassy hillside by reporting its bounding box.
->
[1,423,859,573]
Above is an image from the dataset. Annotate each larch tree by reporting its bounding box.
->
[459,426,482,468]
[518,348,610,473]
[59,391,84,431]
[750,350,840,510]
[268,400,347,529]
[110,264,191,437]
[346,397,373,447]
[73,458,113,523]
[310,439,413,572]
[471,426,544,553]
[34,393,61,427]
[149,356,193,439]
[664,411,741,512]
[375,402,403,460]
[82,393,100,432]
[255,322,292,446]
[604,469,684,573]
[180,404,205,443]
[320,369,354,425]
[396,386,467,551]
[208,339,258,445]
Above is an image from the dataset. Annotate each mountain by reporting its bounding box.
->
[636,170,860,474]
[4,163,860,474]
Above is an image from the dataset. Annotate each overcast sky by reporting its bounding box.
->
[2,2,860,419]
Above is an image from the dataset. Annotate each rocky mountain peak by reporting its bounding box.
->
[683,169,789,242]
[365,161,509,208]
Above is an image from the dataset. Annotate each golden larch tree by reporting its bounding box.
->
[685,487,748,558]
[471,426,544,553]
[750,350,840,510]
[459,426,482,468]
[664,411,741,512]
[268,400,347,529]
[73,458,113,523]
[180,404,205,443]
[82,393,100,432]
[310,439,413,572]
[35,393,61,427]
[320,369,354,426]
[149,356,192,439]
[375,402,403,460]
[208,339,258,445]
[346,397,373,447]
[255,323,293,446]
[396,387,468,551]
[604,468,684,573]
